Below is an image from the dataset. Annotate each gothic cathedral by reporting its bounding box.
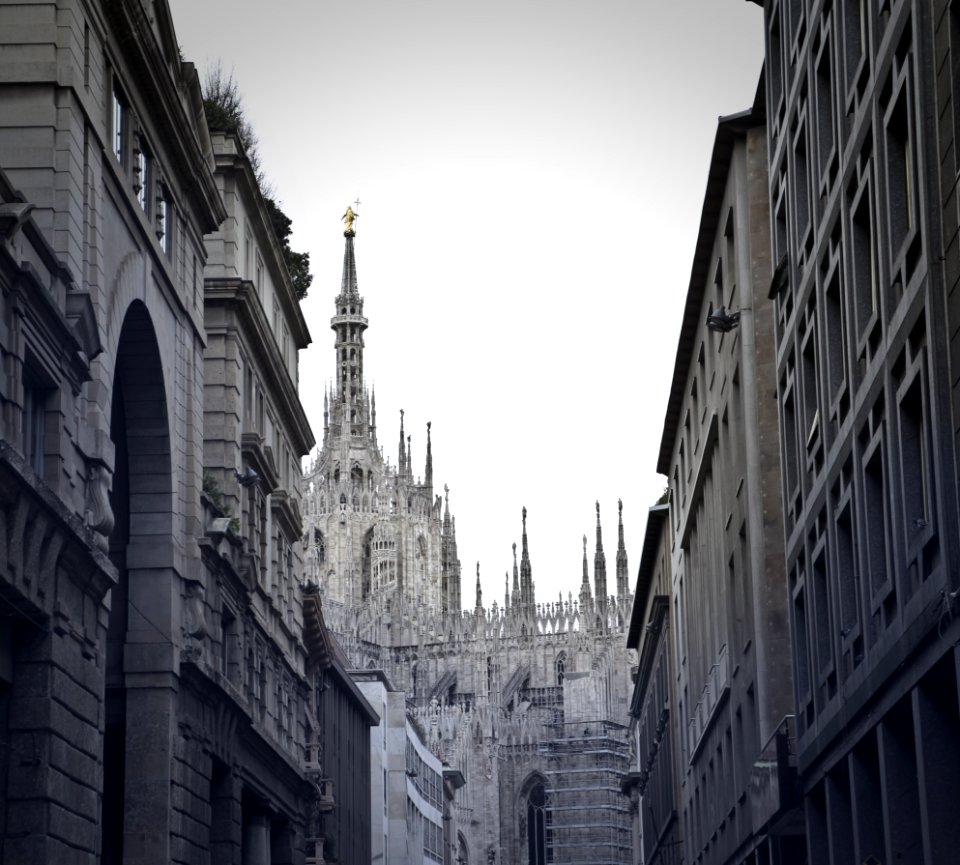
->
[302,223,636,865]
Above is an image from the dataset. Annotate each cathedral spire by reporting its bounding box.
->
[330,213,368,433]
[475,562,483,612]
[512,542,520,609]
[323,388,329,439]
[616,498,629,601]
[340,231,359,296]
[406,435,412,481]
[520,507,534,610]
[398,409,406,474]
[594,501,608,626]
[425,421,433,486]
[579,534,592,614]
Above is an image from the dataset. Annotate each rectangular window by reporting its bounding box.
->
[112,84,126,166]
[850,179,878,348]
[884,80,916,259]
[22,378,48,477]
[157,188,171,255]
[135,137,150,213]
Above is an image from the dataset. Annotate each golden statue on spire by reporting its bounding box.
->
[342,205,357,237]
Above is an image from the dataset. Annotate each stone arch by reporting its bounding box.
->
[104,299,175,864]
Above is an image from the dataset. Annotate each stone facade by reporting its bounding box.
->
[643,106,805,865]
[302,230,637,865]
[0,3,346,864]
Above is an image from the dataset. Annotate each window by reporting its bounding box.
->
[156,187,171,255]
[526,783,548,865]
[134,136,151,213]
[22,373,50,477]
[112,84,127,166]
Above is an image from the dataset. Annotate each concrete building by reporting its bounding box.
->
[653,105,804,865]
[302,225,637,865]
[763,1,960,862]
[354,668,464,865]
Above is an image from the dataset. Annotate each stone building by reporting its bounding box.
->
[0,2,349,864]
[622,503,679,865]
[197,125,318,864]
[651,105,804,865]
[763,0,960,861]
[302,225,637,865]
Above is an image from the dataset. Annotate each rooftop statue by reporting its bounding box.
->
[342,205,357,236]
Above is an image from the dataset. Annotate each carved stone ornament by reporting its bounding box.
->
[184,579,209,641]
[84,462,115,551]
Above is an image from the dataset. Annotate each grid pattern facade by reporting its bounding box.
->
[766,1,960,861]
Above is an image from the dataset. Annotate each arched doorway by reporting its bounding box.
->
[102,301,174,865]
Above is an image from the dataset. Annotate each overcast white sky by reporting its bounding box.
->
[169,0,764,607]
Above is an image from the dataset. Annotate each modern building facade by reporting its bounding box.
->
[764,0,960,862]
[653,105,804,865]
[301,226,637,865]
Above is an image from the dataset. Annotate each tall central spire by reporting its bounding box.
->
[330,208,370,438]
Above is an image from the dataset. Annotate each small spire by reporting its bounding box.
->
[370,388,377,436]
[520,508,534,609]
[475,562,482,610]
[582,535,589,585]
[594,501,608,625]
[425,421,433,486]
[406,435,412,480]
[398,409,405,473]
[512,542,520,608]
[504,572,510,610]
[616,497,629,601]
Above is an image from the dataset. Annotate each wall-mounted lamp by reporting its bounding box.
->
[706,306,741,333]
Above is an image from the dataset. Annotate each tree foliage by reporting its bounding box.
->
[202,64,312,300]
